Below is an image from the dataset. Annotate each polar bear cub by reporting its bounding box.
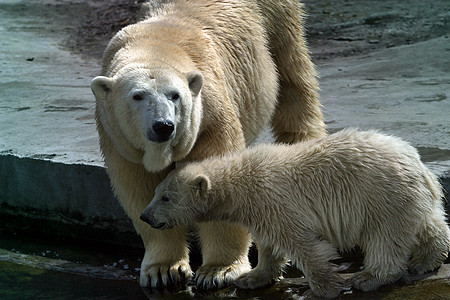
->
[140,129,450,298]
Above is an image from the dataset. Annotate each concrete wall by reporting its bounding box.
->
[0,154,141,247]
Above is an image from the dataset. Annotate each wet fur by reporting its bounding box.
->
[145,129,450,298]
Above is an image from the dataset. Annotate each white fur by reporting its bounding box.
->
[143,129,450,298]
[93,0,326,290]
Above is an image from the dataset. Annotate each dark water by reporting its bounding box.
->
[2,228,450,299]
[3,258,450,300]
[0,261,147,300]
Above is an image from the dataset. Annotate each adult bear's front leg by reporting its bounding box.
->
[137,223,192,288]
[184,118,251,289]
[127,179,193,288]
[99,132,193,288]
[195,221,251,289]
[114,174,193,288]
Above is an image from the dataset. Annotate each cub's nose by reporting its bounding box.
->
[151,120,174,142]
[140,212,150,224]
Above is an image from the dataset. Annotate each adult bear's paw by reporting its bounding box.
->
[139,259,193,288]
[195,262,251,290]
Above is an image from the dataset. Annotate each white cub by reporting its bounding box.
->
[141,129,450,298]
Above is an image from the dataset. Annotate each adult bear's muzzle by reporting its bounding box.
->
[148,120,175,143]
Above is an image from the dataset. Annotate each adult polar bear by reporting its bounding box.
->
[91,0,325,289]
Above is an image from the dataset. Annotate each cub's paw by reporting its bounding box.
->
[308,273,345,299]
[408,256,443,275]
[140,260,193,288]
[195,262,251,290]
[235,269,279,289]
[350,270,383,292]
[408,261,430,275]
[350,270,401,292]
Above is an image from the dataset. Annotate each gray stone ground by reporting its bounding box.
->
[0,0,449,298]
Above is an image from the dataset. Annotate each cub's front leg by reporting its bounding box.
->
[235,241,287,289]
[195,222,252,289]
[294,236,345,298]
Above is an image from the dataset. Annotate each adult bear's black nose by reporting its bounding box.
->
[151,120,174,142]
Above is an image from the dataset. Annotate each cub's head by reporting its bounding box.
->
[139,165,210,229]
[91,67,203,172]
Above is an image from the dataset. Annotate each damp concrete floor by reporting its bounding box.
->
[0,0,449,299]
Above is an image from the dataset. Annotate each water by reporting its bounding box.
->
[2,227,449,299]
[0,260,147,300]
[3,256,450,300]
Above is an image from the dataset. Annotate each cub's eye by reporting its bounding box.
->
[132,93,144,101]
[171,93,180,101]
[161,196,170,202]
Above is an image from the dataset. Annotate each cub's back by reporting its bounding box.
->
[241,129,427,203]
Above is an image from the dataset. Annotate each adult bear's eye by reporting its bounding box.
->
[161,196,170,202]
[171,92,180,101]
[133,93,144,101]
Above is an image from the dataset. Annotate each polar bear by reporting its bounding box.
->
[141,129,450,298]
[91,0,325,290]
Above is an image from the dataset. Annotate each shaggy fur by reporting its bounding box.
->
[141,129,450,298]
[91,0,325,289]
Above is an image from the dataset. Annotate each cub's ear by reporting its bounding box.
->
[91,76,114,102]
[190,174,210,197]
[186,71,203,97]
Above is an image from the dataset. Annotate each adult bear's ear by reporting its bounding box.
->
[91,76,114,102]
[191,174,210,197]
[186,71,203,97]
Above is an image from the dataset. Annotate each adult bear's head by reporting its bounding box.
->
[91,67,203,172]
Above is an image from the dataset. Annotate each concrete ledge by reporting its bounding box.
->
[1,152,448,247]
[0,154,141,247]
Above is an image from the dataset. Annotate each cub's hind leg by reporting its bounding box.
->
[352,231,412,291]
[408,210,450,275]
